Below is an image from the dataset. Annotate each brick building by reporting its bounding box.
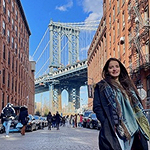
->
[87,0,150,110]
[0,0,35,114]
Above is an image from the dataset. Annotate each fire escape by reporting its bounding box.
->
[128,0,150,108]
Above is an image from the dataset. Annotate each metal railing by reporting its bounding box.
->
[128,54,150,74]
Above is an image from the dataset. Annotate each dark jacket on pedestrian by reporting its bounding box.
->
[1,104,16,121]
[47,112,52,123]
[93,80,149,150]
[55,112,61,124]
[18,106,28,125]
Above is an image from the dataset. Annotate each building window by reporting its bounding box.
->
[7,95,9,103]
[2,92,4,108]
[123,43,125,54]
[3,0,6,14]
[8,51,10,65]
[122,0,125,6]
[16,60,18,73]
[7,30,10,43]
[113,27,115,43]
[8,72,10,88]
[12,37,14,49]
[113,48,115,57]
[15,42,17,54]
[8,10,10,22]
[122,11,125,29]
[144,7,149,25]
[117,0,120,14]
[12,18,14,30]
[113,6,115,22]
[3,44,6,59]
[145,41,149,62]
[109,0,111,8]
[109,34,111,48]
[12,56,14,70]
[15,10,18,20]
[12,77,14,91]
[3,21,6,35]
[109,14,111,28]
[15,26,18,36]
[118,42,120,58]
[15,80,17,92]
[12,1,14,12]
[3,69,5,84]
[117,20,120,36]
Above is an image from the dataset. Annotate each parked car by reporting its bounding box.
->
[144,109,150,123]
[9,115,21,132]
[40,117,48,127]
[86,113,101,129]
[26,114,38,132]
[43,117,48,127]
[34,115,43,129]
[10,115,19,129]
[82,110,93,127]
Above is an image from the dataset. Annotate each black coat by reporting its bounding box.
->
[55,113,61,124]
[47,113,52,122]
[93,80,148,150]
[93,81,122,150]
[18,107,28,125]
[1,106,16,121]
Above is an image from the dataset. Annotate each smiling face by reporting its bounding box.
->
[108,60,120,80]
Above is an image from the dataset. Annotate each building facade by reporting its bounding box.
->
[0,0,35,114]
[87,0,150,110]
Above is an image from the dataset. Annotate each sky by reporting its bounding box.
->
[20,0,103,109]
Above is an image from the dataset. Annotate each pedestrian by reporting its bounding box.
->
[52,114,56,128]
[47,111,52,130]
[74,114,77,128]
[69,114,73,125]
[66,115,70,127]
[72,115,75,128]
[79,114,83,127]
[55,111,61,130]
[18,105,28,135]
[1,103,16,137]
[93,58,150,150]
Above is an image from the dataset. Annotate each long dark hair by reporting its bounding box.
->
[102,58,141,103]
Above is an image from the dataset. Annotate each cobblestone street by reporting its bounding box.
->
[0,126,99,150]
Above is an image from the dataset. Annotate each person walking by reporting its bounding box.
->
[47,111,52,130]
[1,103,16,137]
[55,111,61,130]
[93,58,150,150]
[18,105,28,135]
[74,114,77,128]
[79,114,83,127]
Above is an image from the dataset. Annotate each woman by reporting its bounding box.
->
[18,105,28,135]
[93,58,150,150]
[55,111,61,130]
[47,111,52,130]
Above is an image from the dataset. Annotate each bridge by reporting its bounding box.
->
[32,20,99,113]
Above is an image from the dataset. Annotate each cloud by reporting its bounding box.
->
[55,0,73,11]
[79,0,103,21]
[81,44,90,52]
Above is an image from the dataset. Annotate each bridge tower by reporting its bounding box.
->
[48,20,81,113]
[49,20,80,72]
